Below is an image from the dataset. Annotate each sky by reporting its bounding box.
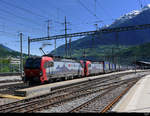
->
[0,0,149,56]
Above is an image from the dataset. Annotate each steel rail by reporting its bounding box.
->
[101,82,134,113]
[0,76,116,112]
[69,79,138,113]
[2,78,123,112]
[0,72,144,112]
[22,79,138,112]
[0,71,131,111]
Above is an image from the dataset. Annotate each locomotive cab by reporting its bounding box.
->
[24,57,42,83]
[24,56,53,84]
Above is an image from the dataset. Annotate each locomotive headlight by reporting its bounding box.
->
[40,71,43,76]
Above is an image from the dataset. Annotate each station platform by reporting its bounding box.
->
[0,94,25,100]
[0,76,21,81]
[14,70,145,98]
[112,75,150,112]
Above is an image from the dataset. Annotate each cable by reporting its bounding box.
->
[94,0,97,16]
[45,1,70,25]
[24,0,62,25]
[24,0,60,27]
[23,0,55,23]
[0,30,17,37]
[77,0,100,20]
[46,0,66,17]
[0,12,47,38]
[24,0,60,24]
[137,0,143,8]
[0,0,48,20]
[96,0,114,20]
[0,15,43,32]
[0,7,43,27]
[143,0,148,6]
[24,0,48,14]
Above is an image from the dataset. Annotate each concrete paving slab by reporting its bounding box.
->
[112,75,150,112]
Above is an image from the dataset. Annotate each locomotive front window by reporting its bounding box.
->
[88,64,91,67]
[48,62,54,67]
[44,61,54,68]
[25,58,41,69]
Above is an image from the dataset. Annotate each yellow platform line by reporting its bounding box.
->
[0,94,25,100]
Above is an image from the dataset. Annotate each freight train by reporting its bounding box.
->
[23,55,127,84]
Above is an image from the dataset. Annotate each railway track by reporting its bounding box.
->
[0,79,22,84]
[0,71,129,100]
[0,70,144,96]
[0,75,141,113]
[0,75,119,112]
[101,84,132,113]
[37,78,139,113]
[69,80,137,113]
[0,71,135,96]
[0,82,28,95]
[0,72,21,77]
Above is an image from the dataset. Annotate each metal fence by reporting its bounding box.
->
[0,63,20,73]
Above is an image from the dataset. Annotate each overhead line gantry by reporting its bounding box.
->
[30,24,150,42]
[28,23,150,56]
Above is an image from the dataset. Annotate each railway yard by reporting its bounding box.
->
[1,0,150,114]
[0,70,149,113]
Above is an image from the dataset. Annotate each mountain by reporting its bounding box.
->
[115,42,150,65]
[109,5,150,28]
[0,44,26,58]
[0,44,14,52]
[50,4,150,63]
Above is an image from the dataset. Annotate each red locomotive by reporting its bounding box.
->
[23,56,123,84]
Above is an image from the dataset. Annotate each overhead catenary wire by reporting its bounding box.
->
[24,0,51,16]
[0,1,53,37]
[47,0,93,28]
[23,0,63,38]
[0,1,49,55]
[0,7,43,27]
[96,0,114,20]
[0,30,18,37]
[0,15,43,33]
[0,0,49,20]
[46,0,66,18]
[47,0,89,27]
[0,7,46,37]
[23,0,61,25]
[46,0,100,34]
[137,0,143,8]
[77,0,101,20]
[94,0,97,16]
